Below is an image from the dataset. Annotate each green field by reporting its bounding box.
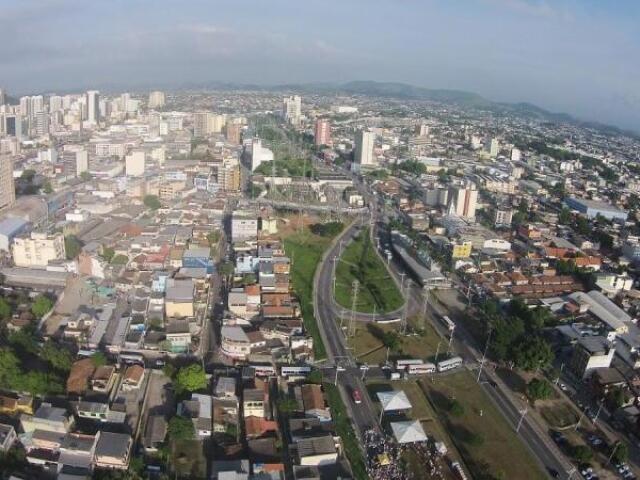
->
[284,226,341,360]
[420,371,545,480]
[349,317,447,365]
[335,227,403,313]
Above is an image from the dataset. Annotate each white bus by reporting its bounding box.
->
[437,356,463,373]
[408,363,436,375]
[252,365,277,377]
[280,366,311,378]
[395,359,424,371]
[440,315,455,332]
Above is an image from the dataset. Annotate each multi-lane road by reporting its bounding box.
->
[311,189,575,478]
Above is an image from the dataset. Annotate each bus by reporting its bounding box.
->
[395,359,424,371]
[440,315,455,332]
[437,356,463,373]
[252,365,277,377]
[408,362,436,375]
[280,366,311,379]
[119,352,145,366]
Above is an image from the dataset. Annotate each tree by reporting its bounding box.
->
[64,235,83,260]
[80,171,91,181]
[0,297,12,319]
[527,378,553,403]
[219,261,235,277]
[448,399,465,417]
[91,352,107,367]
[111,254,129,265]
[31,295,54,318]
[610,442,629,465]
[100,246,115,262]
[143,194,162,210]
[558,207,572,225]
[0,348,21,388]
[41,341,73,372]
[277,397,298,413]
[571,445,592,463]
[18,372,63,396]
[513,336,554,371]
[174,364,207,394]
[168,416,195,441]
[8,329,39,356]
[42,181,53,194]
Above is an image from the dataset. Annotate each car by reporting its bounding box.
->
[352,389,362,404]
[559,383,568,391]
[547,467,560,478]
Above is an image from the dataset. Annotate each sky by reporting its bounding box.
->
[1,0,640,131]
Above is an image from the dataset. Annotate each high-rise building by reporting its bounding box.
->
[485,137,499,157]
[417,124,430,137]
[511,147,521,162]
[148,91,166,109]
[49,95,63,112]
[226,123,242,145]
[314,119,331,146]
[86,90,100,124]
[193,112,210,138]
[354,130,376,169]
[63,147,88,177]
[32,112,49,137]
[209,114,226,133]
[0,155,15,210]
[283,95,301,126]
[125,150,145,177]
[0,89,6,106]
[448,183,478,220]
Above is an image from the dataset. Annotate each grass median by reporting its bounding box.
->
[335,227,403,314]
[284,224,342,360]
[419,371,545,480]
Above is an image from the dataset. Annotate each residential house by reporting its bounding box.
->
[0,424,17,452]
[94,432,132,470]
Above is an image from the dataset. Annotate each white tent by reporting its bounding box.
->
[391,420,428,444]
[376,390,412,412]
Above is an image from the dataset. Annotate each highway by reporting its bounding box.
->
[313,219,381,437]
[310,167,575,478]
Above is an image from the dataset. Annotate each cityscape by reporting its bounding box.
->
[2,3,640,480]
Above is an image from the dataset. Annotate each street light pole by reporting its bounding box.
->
[334,366,339,386]
[476,328,493,383]
[516,408,528,433]
[593,399,605,424]
[607,442,621,466]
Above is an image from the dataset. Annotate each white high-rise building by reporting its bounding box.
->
[86,90,100,124]
[193,112,210,138]
[511,147,521,162]
[49,95,63,112]
[283,95,301,126]
[125,150,145,177]
[148,91,166,109]
[353,130,376,170]
[0,89,6,106]
[448,183,478,220]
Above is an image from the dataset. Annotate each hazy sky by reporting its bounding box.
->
[2,0,639,130]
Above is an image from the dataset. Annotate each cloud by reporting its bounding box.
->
[481,0,572,20]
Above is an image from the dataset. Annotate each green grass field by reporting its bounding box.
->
[349,319,446,365]
[420,371,545,480]
[284,226,340,360]
[334,227,403,313]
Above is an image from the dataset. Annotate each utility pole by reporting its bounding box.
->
[349,280,359,338]
[434,340,442,364]
[593,399,605,424]
[476,328,493,383]
[332,256,338,293]
[447,325,455,354]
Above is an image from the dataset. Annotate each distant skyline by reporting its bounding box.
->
[1,0,639,131]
